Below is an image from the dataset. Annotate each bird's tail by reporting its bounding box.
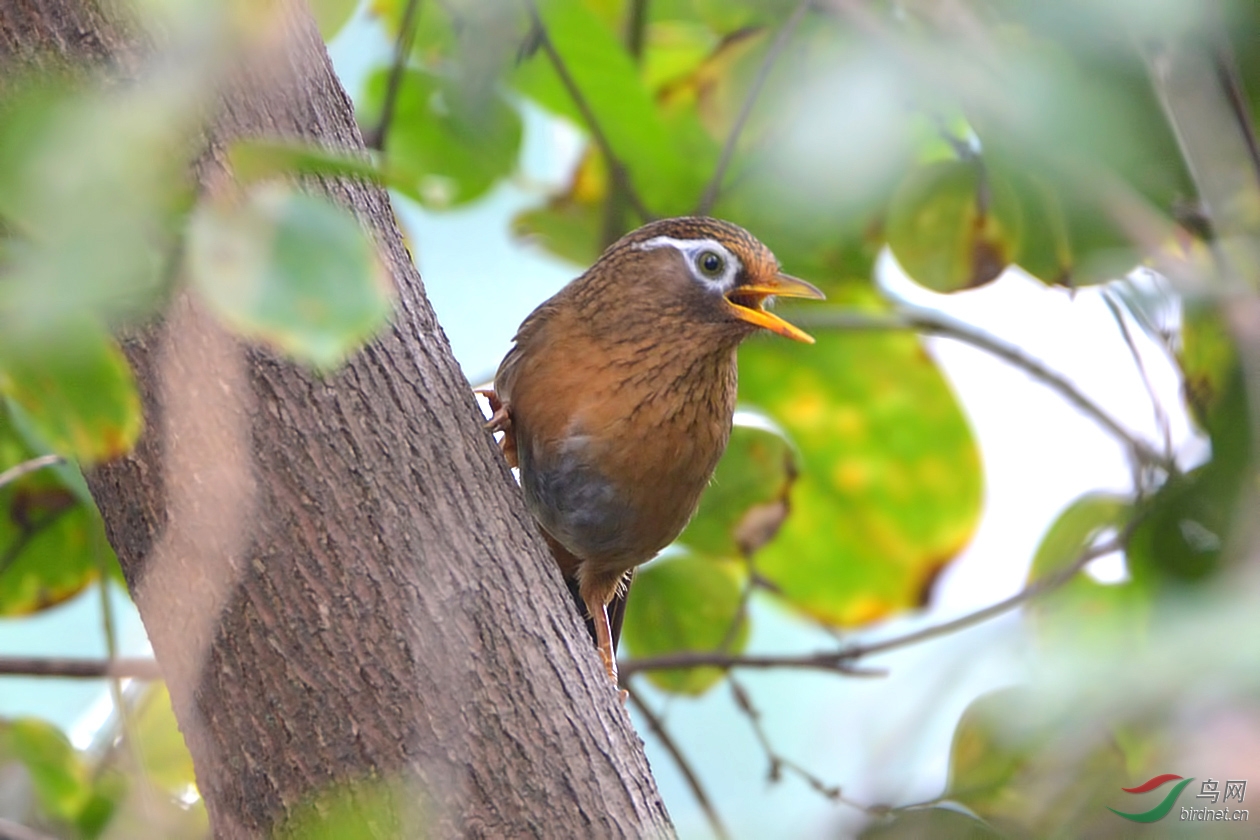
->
[566,569,633,651]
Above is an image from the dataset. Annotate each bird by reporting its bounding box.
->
[485,216,824,690]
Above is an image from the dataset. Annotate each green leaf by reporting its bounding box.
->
[996,167,1072,286]
[0,493,103,616]
[512,151,605,267]
[886,159,1018,293]
[0,397,123,615]
[1178,303,1236,429]
[363,67,522,208]
[0,321,142,465]
[276,776,422,840]
[1027,493,1129,581]
[127,685,196,798]
[738,294,983,626]
[309,0,358,40]
[0,718,93,824]
[1129,350,1249,587]
[946,687,1142,837]
[947,688,1041,811]
[186,185,394,369]
[680,419,796,559]
[1024,493,1147,648]
[622,552,749,695]
[0,77,193,331]
[228,140,385,187]
[513,0,716,215]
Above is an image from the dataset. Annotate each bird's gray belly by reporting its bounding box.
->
[518,438,635,563]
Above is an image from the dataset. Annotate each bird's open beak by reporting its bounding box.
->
[726,273,826,344]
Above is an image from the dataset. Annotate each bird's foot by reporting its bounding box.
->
[476,389,512,434]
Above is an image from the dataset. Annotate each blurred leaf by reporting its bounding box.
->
[309,0,358,39]
[642,21,720,93]
[996,167,1072,286]
[0,491,101,616]
[738,292,982,626]
[186,185,394,369]
[513,147,606,266]
[886,159,1018,292]
[1025,493,1148,647]
[948,688,1038,810]
[966,19,1192,211]
[861,806,1006,840]
[276,776,421,840]
[0,76,193,331]
[1028,493,1129,581]
[739,26,917,231]
[363,66,522,207]
[514,0,716,215]
[0,718,93,824]
[946,687,1131,837]
[681,420,796,559]
[1178,302,1236,429]
[655,25,767,137]
[0,397,123,615]
[1129,355,1249,586]
[131,685,197,798]
[228,140,385,187]
[0,322,142,466]
[622,552,749,695]
[688,0,802,33]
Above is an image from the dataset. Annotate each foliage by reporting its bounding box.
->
[4,0,1260,837]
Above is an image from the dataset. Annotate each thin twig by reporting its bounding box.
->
[0,454,64,490]
[729,677,874,812]
[788,306,1173,471]
[1212,39,1260,191]
[523,0,654,223]
[599,0,652,248]
[621,535,1123,678]
[0,656,162,679]
[716,575,755,653]
[625,683,731,840]
[1103,293,1173,465]
[94,526,161,823]
[695,0,812,216]
[366,0,423,151]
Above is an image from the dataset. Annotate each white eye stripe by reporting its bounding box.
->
[634,235,741,291]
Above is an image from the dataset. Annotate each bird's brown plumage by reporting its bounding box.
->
[489,217,822,689]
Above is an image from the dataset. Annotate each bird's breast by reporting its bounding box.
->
[515,354,738,571]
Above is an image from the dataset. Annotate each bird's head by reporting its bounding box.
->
[594,217,825,344]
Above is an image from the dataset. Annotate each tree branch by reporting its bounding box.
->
[789,305,1173,471]
[523,0,654,223]
[0,454,65,490]
[0,656,162,679]
[621,535,1124,679]
[364,0,423,151]
[625,683,730,840]
[695,0,811,216]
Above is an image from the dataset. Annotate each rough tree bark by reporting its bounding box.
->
[0,1,674,838]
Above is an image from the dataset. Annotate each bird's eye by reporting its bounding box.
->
[697,250,725,278]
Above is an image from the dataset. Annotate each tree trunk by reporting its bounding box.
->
[0,2,673,838]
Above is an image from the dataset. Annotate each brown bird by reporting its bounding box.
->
[486,217,823,689]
